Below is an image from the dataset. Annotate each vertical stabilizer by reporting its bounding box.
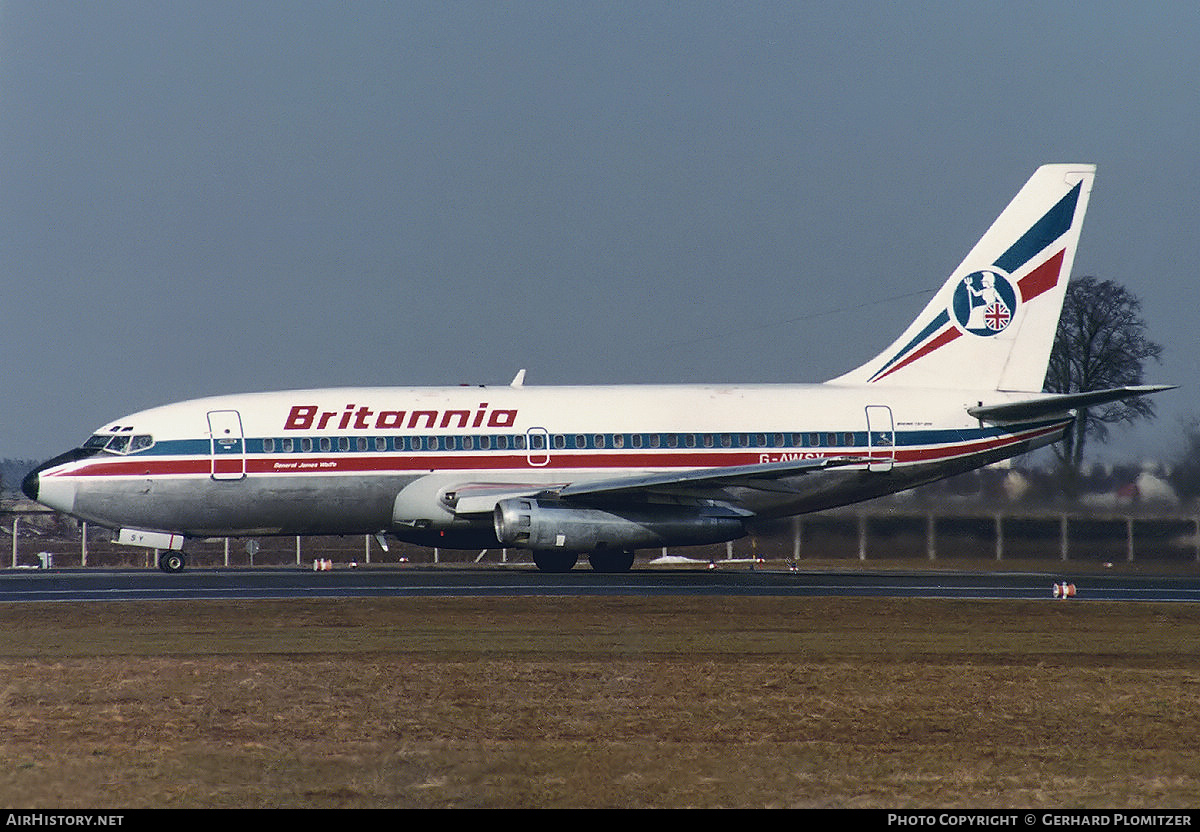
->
[830,164,1095,392]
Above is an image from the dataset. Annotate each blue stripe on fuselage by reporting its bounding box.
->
[105,418,1066,462]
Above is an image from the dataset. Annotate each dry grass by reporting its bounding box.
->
[1,596,1199,808]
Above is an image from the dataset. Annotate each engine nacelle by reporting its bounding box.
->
[493,498,745,551]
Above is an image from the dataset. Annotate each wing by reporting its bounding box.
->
[556,455,860,499]
[447,455,861,515]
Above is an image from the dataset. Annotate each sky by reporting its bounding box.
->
[1,2,1197,465]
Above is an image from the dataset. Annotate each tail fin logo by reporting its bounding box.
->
[952,270,1017,336]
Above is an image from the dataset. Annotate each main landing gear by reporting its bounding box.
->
[588,549,636,574]
[532,550,578,573]
[158,551,188,573]
[530,549,637,573]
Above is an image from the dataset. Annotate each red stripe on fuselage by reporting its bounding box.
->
[892,421,1064,463]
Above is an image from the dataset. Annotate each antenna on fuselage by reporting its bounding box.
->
[510,369,526,387]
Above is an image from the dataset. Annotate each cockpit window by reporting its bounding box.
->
[83,434,154,454]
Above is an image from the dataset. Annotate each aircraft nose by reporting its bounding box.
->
[21,468,39,502]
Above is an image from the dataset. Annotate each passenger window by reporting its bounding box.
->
[375,437,386,451]
[262,438,275,453]
[282,438,294,453]
[301,438,313,453]
[320,438,331,452]
[338,437,349,452]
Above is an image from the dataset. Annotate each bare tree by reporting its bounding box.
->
[1168,417,1200,506]
[1044,276,1163,474]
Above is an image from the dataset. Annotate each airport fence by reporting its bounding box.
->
[3,504,1199,571]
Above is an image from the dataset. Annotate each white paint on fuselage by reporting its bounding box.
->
[32,381,1066,541]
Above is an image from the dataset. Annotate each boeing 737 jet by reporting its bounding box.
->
[23,164,1172,572]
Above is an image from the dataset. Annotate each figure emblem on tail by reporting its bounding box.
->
[953,269,1016,336]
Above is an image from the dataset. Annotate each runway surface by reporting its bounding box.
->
[2,565,1200,603]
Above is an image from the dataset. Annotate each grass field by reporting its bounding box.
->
[2,594,1199,808]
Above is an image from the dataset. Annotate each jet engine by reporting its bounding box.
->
[492,498,746,551]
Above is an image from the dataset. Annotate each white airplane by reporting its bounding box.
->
[23,164,1172,573]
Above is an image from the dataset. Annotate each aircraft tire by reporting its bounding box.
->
[589,549,636,573]
[531,550,578,573]
[158,551,187,574]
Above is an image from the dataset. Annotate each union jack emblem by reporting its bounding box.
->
[984,301,1011,330]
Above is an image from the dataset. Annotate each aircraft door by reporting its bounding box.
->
[208,410,246,481]
[865,405,895,473]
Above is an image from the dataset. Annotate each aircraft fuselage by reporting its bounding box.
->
[24,382,1069,546]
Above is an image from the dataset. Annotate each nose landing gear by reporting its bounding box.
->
[158,551,188,573]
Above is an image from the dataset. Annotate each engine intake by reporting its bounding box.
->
[493,498,745,551]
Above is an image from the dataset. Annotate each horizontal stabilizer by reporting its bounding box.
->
[967,385,1176,422]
